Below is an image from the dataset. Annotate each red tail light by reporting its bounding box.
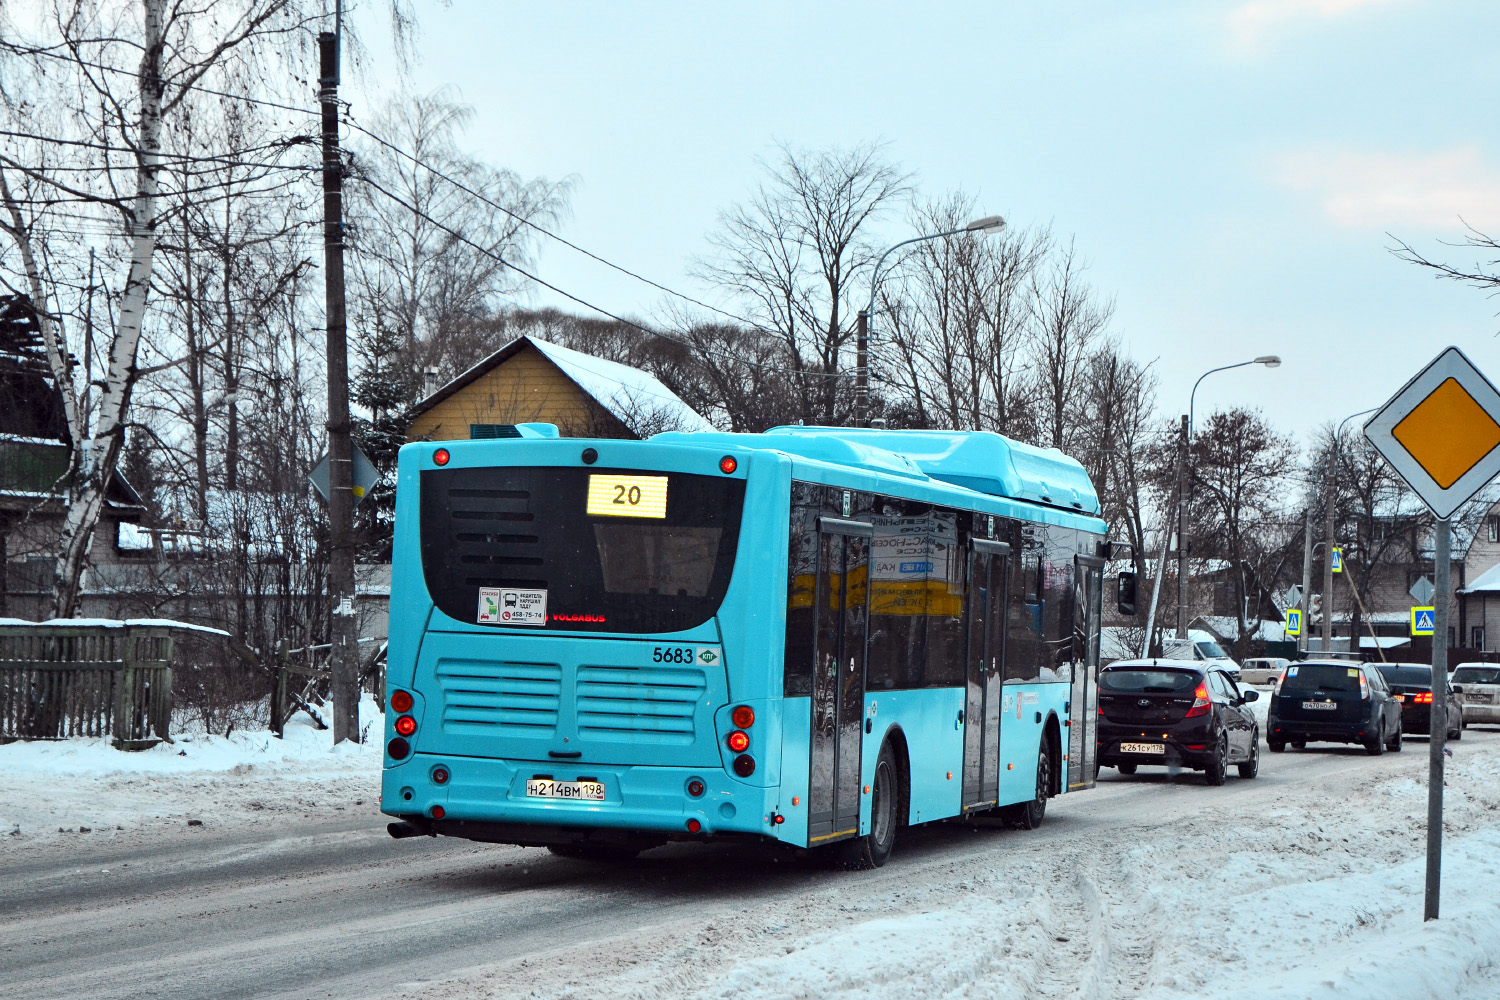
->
[1185,682,1211,718]
[1359,672,1370,700]
[731,705,755,728]
[433,448,450,466]
[1414,692,1433,704]
[719,455,738,474]
[390,690,413,714]
[727,730,750,753]
[395,715,417,736]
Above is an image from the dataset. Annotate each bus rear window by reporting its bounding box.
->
[420,466,745,633]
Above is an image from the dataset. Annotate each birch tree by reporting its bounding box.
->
[0,0,314,617]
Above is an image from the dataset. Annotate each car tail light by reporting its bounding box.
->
[390,689,413,713]
[1185,682,1211,718]
[1414,692,1433,704]
[395,715,417,737]
[727,730,750,753]
[731,705,755,728]
[1359,672,1370,700]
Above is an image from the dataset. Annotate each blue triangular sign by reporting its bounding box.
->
[1416,610,1435,631]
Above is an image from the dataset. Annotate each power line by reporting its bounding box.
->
[358,174,847,379]
[342,114,771,335]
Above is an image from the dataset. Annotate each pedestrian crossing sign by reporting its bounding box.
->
[1411,606,1436,636]
[1285,608,1302,636]
[1331,547,1343,573]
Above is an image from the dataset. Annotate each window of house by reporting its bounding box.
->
[1489,516,1499,543]
[1474,627,1486,650]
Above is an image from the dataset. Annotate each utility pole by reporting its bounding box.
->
[1300,507,1313,655]
[1176,414,1188,639]
[319,30,358,744]
[855,308,869,427]
[1322,456,1337,654]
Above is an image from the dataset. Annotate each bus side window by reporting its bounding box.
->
[783,494,818,697]
[921,512,965,688]
[1006,549,1046,684]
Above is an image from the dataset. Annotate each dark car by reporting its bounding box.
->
[1268,661,1401,755]
[1374,663,1463,740]
[1096,659,1259,785]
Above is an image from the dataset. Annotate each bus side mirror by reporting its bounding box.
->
[1116,571,1137,616]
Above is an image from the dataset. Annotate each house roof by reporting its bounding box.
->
[410,335,714,434]
[1462,561,1500,594]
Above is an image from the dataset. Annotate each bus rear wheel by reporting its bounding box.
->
[837,742,900,869]
[547,843,645,862]
[1005,735,1052,830]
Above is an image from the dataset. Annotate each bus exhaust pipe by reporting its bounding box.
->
[387,820,432,840]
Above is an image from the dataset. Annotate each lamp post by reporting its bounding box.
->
[855,214,1006,427]
[1176,356,1282,639]
[1320,406,1378,654]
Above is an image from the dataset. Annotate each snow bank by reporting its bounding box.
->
[0,696,383,847]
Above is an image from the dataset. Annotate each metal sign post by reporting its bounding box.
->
[1364,345,1500,922]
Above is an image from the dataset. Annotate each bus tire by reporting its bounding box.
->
[837,742,900,870]
[1005,734,1052,831]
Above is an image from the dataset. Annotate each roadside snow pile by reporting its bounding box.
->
[0,695,384,849]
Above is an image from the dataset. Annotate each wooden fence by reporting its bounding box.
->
[0,625,176,750]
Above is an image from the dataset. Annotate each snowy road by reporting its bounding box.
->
[5,730,1500,1000]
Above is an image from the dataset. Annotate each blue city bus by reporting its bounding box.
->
[382,425,1108,866]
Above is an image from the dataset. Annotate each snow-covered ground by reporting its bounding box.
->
[4,702,1500,1000]
[0,696,383,849]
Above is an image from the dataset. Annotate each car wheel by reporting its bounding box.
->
[1450,725,1463,742]
[1237,733,1260,779]
[1364,721,1385,756]
[1005,735,1052,830]
[1387,724,1402,752]
[1118,763,1137,775]
[1205,735,1228,786]
[1268,738,1285,753]
[837,742,900,869]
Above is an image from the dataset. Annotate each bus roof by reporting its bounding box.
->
[651,426,1100,516]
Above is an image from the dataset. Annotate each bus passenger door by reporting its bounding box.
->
[1068,556,1104,790]
[808,516,872,844]
[963,539,1010,812]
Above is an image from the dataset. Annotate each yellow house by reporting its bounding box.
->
[406,335,714,442]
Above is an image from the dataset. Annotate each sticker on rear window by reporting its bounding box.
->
[1348,668,1359,676]
[478,587,547,626]
[1287,666,1299,677]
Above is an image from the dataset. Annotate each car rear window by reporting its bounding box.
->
[1100,669,1200,693]
[1278,664,1363,694]
[1453,666,1500,685]
[1375,665,1433,688]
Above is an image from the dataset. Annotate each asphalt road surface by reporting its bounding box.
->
[5,729,1497,1000]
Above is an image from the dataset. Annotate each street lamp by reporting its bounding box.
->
[855,215,1007,426]
[1175,355,1283,639]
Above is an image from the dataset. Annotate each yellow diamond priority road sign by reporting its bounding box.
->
[1365,347,1500,520]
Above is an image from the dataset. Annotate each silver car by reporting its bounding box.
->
[1452,663,1500,725]
[1241,657,1291,686]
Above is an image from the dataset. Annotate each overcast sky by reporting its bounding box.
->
[354,0,1500,440]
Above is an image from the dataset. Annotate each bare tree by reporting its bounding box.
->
[696,141,911,425]
[1029,238,1114,453]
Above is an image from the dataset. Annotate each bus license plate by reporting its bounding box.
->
[527,779,605,801]
[1120,743,1165,754]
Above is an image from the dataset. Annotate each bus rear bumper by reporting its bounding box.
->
[381,752,773,842]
